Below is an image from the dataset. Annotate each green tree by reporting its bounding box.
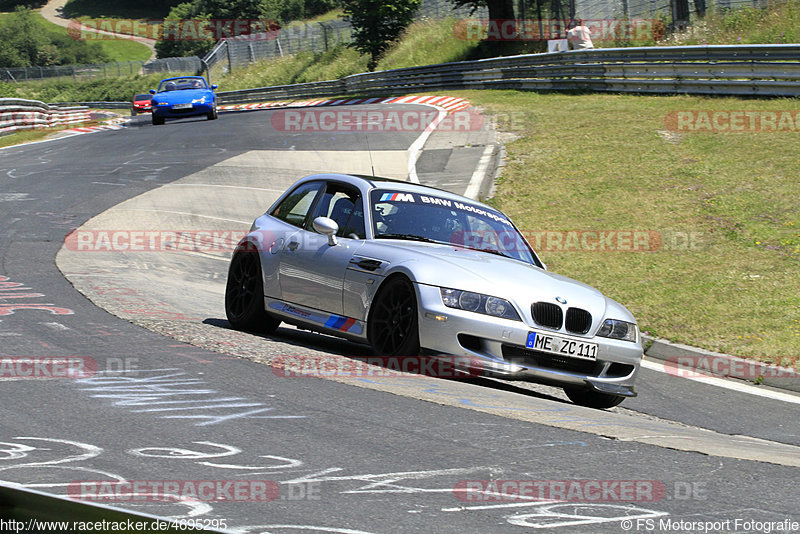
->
[341,0,420,71]
[155,0,286,59]
[155,1,213,59]
[449,0,516,21]
[0,0,44,9]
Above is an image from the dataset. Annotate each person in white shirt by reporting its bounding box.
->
[567,20,594,49]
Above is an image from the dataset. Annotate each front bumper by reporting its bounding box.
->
[415,283,642,396]
[153,102,213,118]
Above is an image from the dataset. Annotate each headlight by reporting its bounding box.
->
[596,319,637,342]
[156,101,169,106]
[440,288,521,321]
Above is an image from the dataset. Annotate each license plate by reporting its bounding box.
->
[172,103,192,109]
[526,331,597,360]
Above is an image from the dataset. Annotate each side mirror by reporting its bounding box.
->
[211,84,218,90]
[312,216,339,246]
[149,89,156,94]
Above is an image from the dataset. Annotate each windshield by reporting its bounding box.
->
[158,78,207,92]
[369,189,537,264]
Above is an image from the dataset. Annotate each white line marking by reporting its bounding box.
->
[463,144,495,200]
[641,359,800,404]
[407,109,447,184]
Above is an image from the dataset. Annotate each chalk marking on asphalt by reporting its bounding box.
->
[641,359,800,404]
[232,526,381,534]
[442,500,561,512]
[463,144,495,200]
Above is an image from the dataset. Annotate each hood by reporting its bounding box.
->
[153,89,213,104]
[359,240,635,327]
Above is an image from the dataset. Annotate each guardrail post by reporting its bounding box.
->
[318,22,329,51]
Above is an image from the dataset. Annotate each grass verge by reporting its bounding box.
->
[0,121,99,148]
[13,9,153,62]
[456,90,799,367]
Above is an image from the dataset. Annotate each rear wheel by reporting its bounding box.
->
[367,276,420,356]
[152,114,164,126]
[225,243,279,333]
[564,387,625,409]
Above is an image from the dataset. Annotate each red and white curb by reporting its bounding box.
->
[49,122,126,138]
[218,95,472,113]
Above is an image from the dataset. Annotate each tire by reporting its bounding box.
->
[152,114,164,126]
[131,108,137,116]
[225,243,280,333]
[207,104,218,120]
[564,387,625,409]
[367,276,420,356]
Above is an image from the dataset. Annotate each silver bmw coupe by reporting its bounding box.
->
[225,173,643,408]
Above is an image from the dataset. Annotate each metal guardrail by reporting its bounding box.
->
[1,58,203,84]
[215,44,800,104]
[0,98,91,136]
[49,101,131,110]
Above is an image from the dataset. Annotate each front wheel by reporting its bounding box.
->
[225,243,279,333]
[564,387,625,409]
[152,114,164,126]
[207,104,218,120]
[367,276,420,356]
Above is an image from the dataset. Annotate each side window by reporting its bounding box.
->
[311,184,366,239]
[271,181,323,228]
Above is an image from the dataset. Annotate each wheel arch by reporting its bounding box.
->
[365,270,420,348]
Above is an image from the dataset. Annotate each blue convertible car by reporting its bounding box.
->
[149,76,218,125]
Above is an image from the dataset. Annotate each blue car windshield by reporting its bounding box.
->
[158,78,207,91]
[370,189,537,265]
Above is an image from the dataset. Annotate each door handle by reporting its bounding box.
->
[287,241,299,251]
